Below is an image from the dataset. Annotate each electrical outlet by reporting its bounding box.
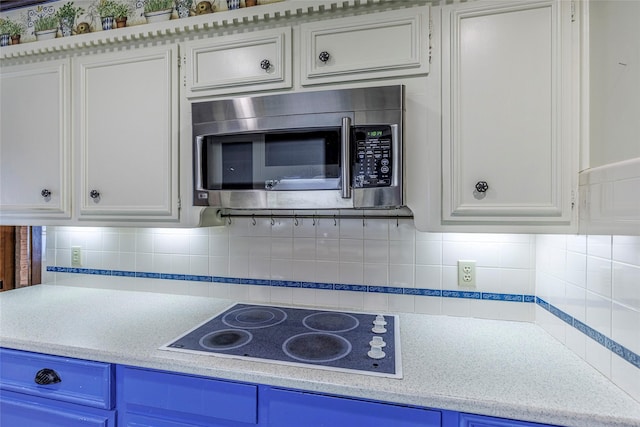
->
[457,260,476,287]
[71,246,82,267]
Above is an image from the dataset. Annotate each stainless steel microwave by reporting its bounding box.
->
[192,85,404,210]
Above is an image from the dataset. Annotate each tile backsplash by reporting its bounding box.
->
[43,222,639,401]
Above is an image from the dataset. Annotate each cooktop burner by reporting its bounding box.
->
[161,303,401,378]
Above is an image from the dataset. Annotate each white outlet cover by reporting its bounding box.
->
[457,260,476,287]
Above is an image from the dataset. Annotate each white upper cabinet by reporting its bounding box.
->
[184,27,292,97]
[73,44,179,223]
[0,58,71,224]
[436,0,578,230]
[300,6,430,86]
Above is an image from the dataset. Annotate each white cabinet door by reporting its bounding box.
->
[300,6,430,86]
[0,59,71,223]
[184,27,291,97]
[74,44,179,222]
[440,0,577,227]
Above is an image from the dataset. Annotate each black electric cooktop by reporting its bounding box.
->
[160,303,401,378]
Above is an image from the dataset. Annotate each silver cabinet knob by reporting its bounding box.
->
[475,181,489,193]
[41,189,51,198]
[260,59,271,70]
[318,51,330,63]
[89,190,100,199]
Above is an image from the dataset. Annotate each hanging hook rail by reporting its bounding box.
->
[219,212,413,226]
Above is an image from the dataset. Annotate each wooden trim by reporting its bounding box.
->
[31,226,42,285]
[0,227,16,292]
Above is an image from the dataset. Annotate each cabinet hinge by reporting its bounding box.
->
[570,1,576,23]
[428,17,433,64]
[178,197,182,210]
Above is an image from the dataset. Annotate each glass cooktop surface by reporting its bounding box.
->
[160,303,401,378]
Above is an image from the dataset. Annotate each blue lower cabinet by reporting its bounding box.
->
[264,387,441,427]
[116,365,259,427]
[457,412,559,427]
[0,390,116,427]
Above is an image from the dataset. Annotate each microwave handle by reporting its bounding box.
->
[341,117,352,199]
[194,136,205,191]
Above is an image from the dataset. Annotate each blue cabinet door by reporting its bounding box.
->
[0,390,116,427]
[265,388,441,427]
[459,413,559,427]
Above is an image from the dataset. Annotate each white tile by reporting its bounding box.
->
[585,338,612,378]
[270,259,292,280]
[209,256,229,277]
[363,292,389,312]
[586,290,612,336]
[291,288,316,306]
[339,291,364,310]
[292,260,315,282]
[339,239,364,263]
[364,263,388,286]
[135,232,153,253]
[315,261,338,283]
[388,219,415,241]
[363,218,388,240]
[415,231,442,242]
[229,256,249,278]
[270,286,292,305]
[563,283,586,323]
[102,232,119,252]
[415,265,441,289]
[170,254,190,274]
[441,265,458,290]
[613,235,640,266]
[271,217,293,238]
[271,237,293,260]
[339,218,364,239]
[565,325,586,360]
[415,240,442,265]
[612,262,640,311]
[189,235,209,256]
[499,268,532,295]
[612,302,640,354]
[364,241,389,264]
[228,284,250,301]
[588,235,613,259]
[566,234,587,254]
[135,253,153,272]
[611,355,640,402]
[339,262,363,284]
[414,296,441,315]
[248,257,270,279]
[154,233,189,255]
[499,243,532,269]
[389,264,413,287]
[209,283,230,299]
[315,289,341,308]
[565,251,586,288]
[293,238,317,260]
[442,241,500,267]
[248,284,271,303]
[292,216,316,238]
[586,255,612,298]
[209,234,229,257]
[189,256,209,276]
[120,233,136,252]
[441,298,470,317]
[389,240,414,264]
[248,237,271,258]
[316,239,339,261]
[118,252,136,271]
[536,306,566,344]
[388,294,415,313]
[316,217,340,239]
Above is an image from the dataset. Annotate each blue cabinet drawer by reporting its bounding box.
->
[266,388,441,427]
[0,389,116,427]
[459,413,558,427]
[117,365,258,425]
[0,348,114,410]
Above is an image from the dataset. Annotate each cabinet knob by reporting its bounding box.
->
[41,189,51,198]
[475,181,489,193]
[318,51,330,63]
[260,59,271,70]
[34,368,61,385]
[89,189,101,200]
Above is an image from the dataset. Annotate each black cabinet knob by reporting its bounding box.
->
[34,368,61,385]
[41,189,51,198]
[475,181,489,193]
[260,59,271,70]
[89,190,100,199]
[318,51,330,63]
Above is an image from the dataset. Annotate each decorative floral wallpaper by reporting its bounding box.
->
[0,0,283,43]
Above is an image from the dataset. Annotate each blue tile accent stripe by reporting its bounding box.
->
[536,297,640,370]
[45,265,639,370]
[45,266,534,303]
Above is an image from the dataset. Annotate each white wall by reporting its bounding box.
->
[536,234,640,401]
[43,221,535,322]
[588,0,640,167]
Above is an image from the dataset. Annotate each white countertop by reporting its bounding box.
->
[1,284,639,427]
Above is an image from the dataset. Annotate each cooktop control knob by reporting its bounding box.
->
[372,314,387,333]
[368,336,386,359]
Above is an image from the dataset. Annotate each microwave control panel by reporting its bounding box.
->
[353,126,393,188]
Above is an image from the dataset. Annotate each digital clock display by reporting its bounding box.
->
[367,130,383,137]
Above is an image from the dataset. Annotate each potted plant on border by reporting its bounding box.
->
[55,2,85,37]
[6,18,26,44]
[91,0,118,30]
[33,15,59,41]
[0,19,10,47]
[112,1,133,28]
[174,0,193,19]
[144,0,174,23]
